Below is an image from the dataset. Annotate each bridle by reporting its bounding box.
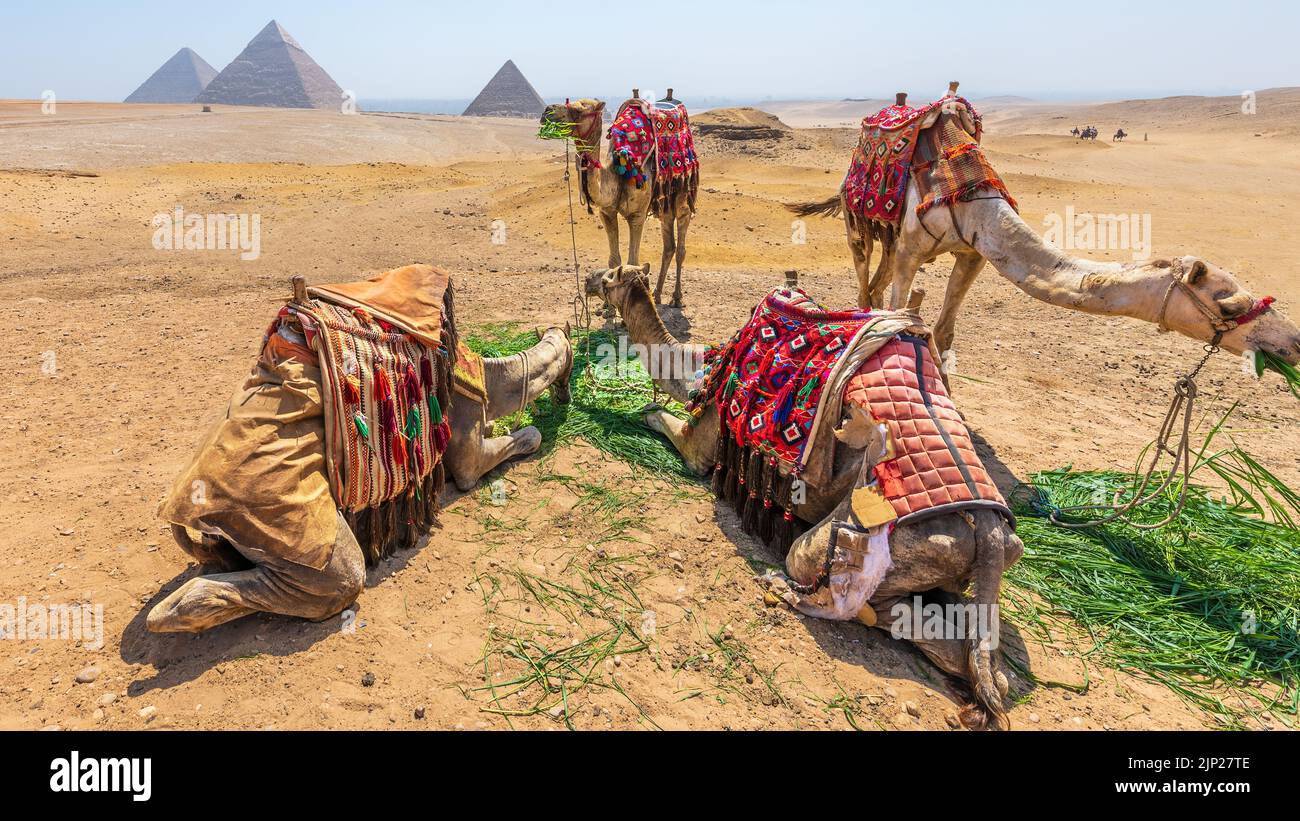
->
[1156,264,1276,347]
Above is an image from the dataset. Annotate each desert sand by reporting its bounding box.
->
[1,92,1297,730]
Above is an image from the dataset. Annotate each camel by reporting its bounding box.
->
[791,97,1300,376]
[147,272,573,634]
[586,264,1025,727]
[1113,128,1128,142]
[541,98,696,307]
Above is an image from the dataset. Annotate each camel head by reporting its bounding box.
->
[585,263,651,306]
[1150,256,1299,365]
[541,99,605,152]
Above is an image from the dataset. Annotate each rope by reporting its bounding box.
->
[1046,343,1219,530]
[563,139,594,378]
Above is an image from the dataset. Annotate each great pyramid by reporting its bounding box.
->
[197,20,344,109]
[463,60,546,118]
[124,48,218,104]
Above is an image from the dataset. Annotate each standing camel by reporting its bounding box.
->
[791,96,1300,373]
[542,97,699,307]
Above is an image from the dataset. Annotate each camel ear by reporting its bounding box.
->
[595,101,606,112]
[1187,260,1209,285]
[641,263,651,276]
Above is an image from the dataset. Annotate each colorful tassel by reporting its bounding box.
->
[354,412,371,442]
[427,393,444,426]
[343,374,361,404]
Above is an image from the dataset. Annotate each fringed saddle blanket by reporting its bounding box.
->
[608,100,656,188]
[293,265,458,564]
[158,264,459,569]
[607,99,701,215]
[684,286,1011,556]
[912,110,1016,217]
[649,101,700,217]
[842,95,1013,224]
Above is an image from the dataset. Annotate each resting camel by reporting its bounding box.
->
[542,98,696,307]
[791,98,1300,374]
[586,264,1024,728]
[147,268,573,633]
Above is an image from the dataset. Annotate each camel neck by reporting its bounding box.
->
[617,284,698,403]
[970,201,1165,324]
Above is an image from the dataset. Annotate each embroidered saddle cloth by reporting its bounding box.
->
[649,101,700,216]
[842,96,1012,223]
[608,100,656,188]
[293,264,459,563]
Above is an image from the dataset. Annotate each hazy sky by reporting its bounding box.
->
[2,0,1295,102]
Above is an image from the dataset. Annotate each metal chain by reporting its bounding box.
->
[1047,343,1219,530]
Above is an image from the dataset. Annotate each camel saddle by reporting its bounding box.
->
[842,95,1015,224]
[689,287,1011,555]
[609,99,701,217]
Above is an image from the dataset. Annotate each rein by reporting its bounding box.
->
[1048,272,1275,531]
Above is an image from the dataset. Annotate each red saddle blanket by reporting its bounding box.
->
[842,95,1013,223]
[609,100,701,214]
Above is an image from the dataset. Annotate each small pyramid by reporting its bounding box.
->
[197,20,344,109]
[463,60,546,118]
[124,48,218,104]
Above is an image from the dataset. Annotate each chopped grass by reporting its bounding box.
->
[463,323,697,481]
[1006,446,1300,726]
[1256,350,1300,401]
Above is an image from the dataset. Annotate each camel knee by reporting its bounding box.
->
[147,576,252,634]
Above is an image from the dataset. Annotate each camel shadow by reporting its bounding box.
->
[118,518,456,696]
[709,427,1041,724]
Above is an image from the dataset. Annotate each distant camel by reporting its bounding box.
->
[1113,129,1127,142]
[1070,127,1080,137]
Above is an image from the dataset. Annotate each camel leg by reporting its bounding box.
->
[626,213,647,267]
[654,218,675,304]
[147,511,365,633]
[846,218,873,309]
[479,328,573,422]
[445,397,543,492]
[642,406,718,476]
[671,212,691,309]
[886,242,926,310]
[867,242,893,310]
[933,253,988,389]
[600,210,622,269]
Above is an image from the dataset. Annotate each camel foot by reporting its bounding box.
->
[670,295,684,310]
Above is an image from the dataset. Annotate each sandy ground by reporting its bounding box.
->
[1,97,1297,731]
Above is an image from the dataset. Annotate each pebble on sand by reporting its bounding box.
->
[75,665,101,684]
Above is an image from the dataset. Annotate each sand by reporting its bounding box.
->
[1,96,1296,731]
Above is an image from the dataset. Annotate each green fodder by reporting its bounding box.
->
[462,323,697,482]
[1256,350,1300,401]
[1007,452,1300,726]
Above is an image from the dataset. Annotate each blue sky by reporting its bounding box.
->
[2,0,1296,102]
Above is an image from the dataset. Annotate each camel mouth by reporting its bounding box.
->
[583,270,606,299]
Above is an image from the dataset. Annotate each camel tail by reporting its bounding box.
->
[964,512,1012,730]
[787,193,843,219]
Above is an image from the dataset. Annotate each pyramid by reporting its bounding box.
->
[197,20,344,110]
[463,60,546,118]
[124,48,218,104]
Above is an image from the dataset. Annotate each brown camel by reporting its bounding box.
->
[792,94,1300,377]
[147,271,573,634]
[587,264,1024,728]
[542,98,697,307]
